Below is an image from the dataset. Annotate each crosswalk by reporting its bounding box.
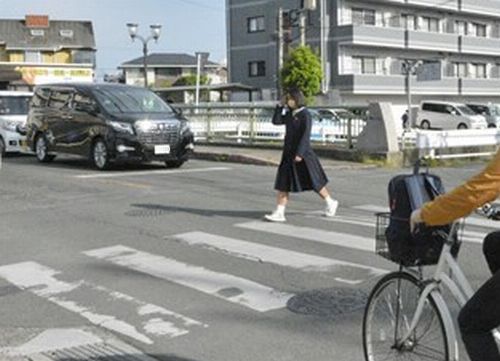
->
[1,203,497,355]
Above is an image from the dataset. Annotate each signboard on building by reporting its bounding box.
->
[416,61,442,81]
[15,66,93,85]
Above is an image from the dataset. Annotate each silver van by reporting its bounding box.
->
[417,101,488,130]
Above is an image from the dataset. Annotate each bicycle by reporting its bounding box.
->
[362,205,500,361]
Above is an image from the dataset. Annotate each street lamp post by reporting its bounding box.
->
[127,23,162,88]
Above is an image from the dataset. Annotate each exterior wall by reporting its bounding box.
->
[228,0,500,104]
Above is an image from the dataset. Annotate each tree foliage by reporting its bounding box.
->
[280,46,322,101]
[173,74,210,87]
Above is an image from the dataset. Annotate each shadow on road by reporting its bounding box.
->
[127,203,266,219]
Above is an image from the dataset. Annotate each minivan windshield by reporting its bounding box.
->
[456,105,476,116]
[93,87,174,114]
[0,96,30,115]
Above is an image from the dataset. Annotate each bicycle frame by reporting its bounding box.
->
[398,222,477,360]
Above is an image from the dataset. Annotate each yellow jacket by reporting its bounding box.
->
[421,149,500,226]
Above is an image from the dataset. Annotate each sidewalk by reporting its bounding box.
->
[193,145,377,170]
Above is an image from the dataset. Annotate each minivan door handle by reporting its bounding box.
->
[61,115,73,120]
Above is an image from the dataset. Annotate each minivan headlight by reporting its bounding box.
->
[1,120,20,132]
[109,121,134,135]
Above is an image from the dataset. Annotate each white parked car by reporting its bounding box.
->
[0,91,32,155]
[0,91,33,155]
[417,101,488,130]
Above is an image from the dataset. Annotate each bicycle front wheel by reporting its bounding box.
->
[363,271,449,361]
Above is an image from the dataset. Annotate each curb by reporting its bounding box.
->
[192,151,279,167]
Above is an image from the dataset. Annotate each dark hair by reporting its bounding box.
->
[286,88,306,107]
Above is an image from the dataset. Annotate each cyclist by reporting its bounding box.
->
[411,150,500,361]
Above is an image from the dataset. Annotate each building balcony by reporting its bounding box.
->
[336,25,459,52]
[335,74,459,95]
[354,0,500,18]
[460,78,500,95]
[461,36,500,56]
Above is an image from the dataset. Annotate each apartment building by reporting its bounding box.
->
[227,0,500,105]
[0,15,96,89]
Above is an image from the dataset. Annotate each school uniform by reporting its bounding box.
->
[272,105,328,193]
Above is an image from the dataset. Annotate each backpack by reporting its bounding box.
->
[385,165,460,266]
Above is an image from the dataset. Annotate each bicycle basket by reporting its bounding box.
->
[375,212,462,266]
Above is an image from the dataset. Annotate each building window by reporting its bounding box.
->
[352,8,376,26]
[471,23,487,37]
[247,16,265,33]
[455,21,468,36]
[401,14,417,30]
[421,16,440,32]
[352,56,376,74]
[248,61,266,77]
[72,50,95,64]
[471,63,487,78]
[25,51,42,63]
[453,62,468,78]
[30,29,44,37]
[60,29,74,38]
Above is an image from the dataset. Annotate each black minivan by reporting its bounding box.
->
[22,83,194,170]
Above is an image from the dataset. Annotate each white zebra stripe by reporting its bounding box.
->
[84,245,292,312]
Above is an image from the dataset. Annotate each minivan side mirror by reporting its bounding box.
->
[173,107,183,116]
[16,124,27,136]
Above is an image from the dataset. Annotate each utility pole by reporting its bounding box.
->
[195,52,209,106]
[299,11,306,46]
[276,7,284,97]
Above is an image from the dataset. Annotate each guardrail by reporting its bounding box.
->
[174,104,367,148]
[415,129,500,159]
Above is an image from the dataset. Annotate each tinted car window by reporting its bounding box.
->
[92,87,174,114]
[468,105,489,115]
[0,96,30,115]
[73,92,95,112]
[49,90,73,110]
[31,88,51,108]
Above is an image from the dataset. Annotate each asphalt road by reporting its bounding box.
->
[0,153,494,361]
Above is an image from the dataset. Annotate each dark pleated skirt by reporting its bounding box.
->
[274,151,328,193]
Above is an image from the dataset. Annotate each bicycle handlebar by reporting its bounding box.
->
[476,203,500,221]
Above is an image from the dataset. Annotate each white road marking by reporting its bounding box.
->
[236,221,375,252]
[73,167,232,179]
[173,231,387,283]
[0,328,102,356]
[0,262,205,345]
[84,245,292,312]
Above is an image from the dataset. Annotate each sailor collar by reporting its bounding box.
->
[292,107,305,116]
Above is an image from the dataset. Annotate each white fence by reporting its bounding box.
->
[415,129,500,159]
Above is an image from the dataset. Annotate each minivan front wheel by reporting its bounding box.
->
[91,138,110,170]
[35,134,55,163]
[165,160,185,169]
[457,123,468,130]
[0,136,5,157]
[420,120,431,130]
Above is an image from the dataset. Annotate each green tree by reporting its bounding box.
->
[280,46,323,102]
[173,74,210,86]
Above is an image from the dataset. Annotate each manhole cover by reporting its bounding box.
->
[287,288,368,317]
[34,341,159,361]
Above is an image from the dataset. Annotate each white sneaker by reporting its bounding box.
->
[264,211,286,222]
[325,200,338,217]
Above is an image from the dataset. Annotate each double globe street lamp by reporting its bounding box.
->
[127,23,162,88]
